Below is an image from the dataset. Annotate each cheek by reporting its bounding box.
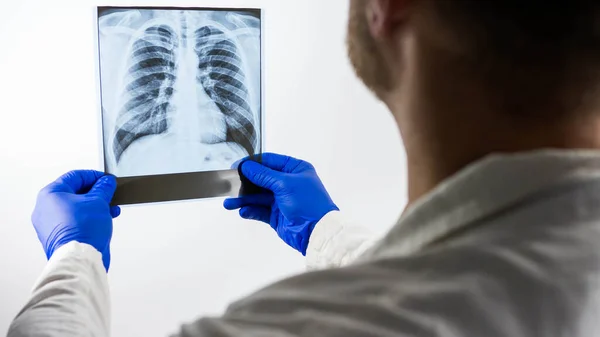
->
[347,18,392,97]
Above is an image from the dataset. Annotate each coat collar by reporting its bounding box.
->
[360,149,600,261]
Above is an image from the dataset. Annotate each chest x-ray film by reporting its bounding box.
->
[95,6,263,205]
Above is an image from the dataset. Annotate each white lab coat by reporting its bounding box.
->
[9,150,600,336]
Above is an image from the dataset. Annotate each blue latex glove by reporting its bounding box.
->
[223,153,339,255]
[31,170,121,271]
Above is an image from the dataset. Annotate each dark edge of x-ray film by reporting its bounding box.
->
[98,6,260,19]
[97,6,264,206]
[112,170,240,206]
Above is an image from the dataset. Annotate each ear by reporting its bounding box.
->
[366,0,410,39]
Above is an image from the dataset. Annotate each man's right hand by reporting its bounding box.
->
[223,153,339,255]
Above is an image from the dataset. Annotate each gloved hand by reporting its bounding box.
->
[223,153,339,255]
[31,170,121,271]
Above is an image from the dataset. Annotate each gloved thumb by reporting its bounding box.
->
[88,175,118,203]
[240,160,283,191]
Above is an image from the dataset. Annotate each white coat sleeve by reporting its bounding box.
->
[7,241,110,337]
[305,211,378,270]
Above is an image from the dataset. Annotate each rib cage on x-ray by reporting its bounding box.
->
[194,26,257,157]
[113,24,179,163]
[106,10,260,171]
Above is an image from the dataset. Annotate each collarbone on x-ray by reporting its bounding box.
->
[99,9,261,178]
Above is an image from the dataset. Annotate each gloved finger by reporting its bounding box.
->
[239,206,271,224]
[102,248,110,273]
[88,175,118,204]
[246,153,304,173]
[230,156,249,170]
[51,170,105,194]
[239,160,284,191]
[110,205,121,218]
[223,192,274,210]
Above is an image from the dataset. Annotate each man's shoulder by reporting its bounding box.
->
[203,177,600,337]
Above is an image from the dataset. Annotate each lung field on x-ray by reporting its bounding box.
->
[113,24,178,163]
[99,9,261,177]
[194,25,257,158]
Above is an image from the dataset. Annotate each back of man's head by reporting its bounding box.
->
[347,0,600,202]
[348,0,600,120]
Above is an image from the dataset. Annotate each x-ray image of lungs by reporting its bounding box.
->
[97,8,262,178]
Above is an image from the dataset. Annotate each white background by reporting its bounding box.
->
[0,0,407,336]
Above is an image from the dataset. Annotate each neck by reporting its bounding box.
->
[389,38,600,206]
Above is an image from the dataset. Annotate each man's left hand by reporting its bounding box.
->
[31,170,121,272]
